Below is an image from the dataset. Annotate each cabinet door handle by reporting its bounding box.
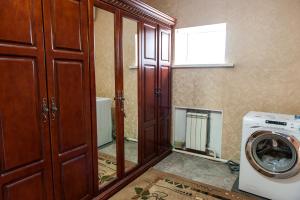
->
[41,98,49,123]
[157,88,162,96]
[115,91,126,118]
[51,97,58,120]
[120,93,126,118]
[121,100,126,118]
[154,88,161,97]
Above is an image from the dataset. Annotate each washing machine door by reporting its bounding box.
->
[246,130,300,179]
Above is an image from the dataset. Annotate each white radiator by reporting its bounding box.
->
[185,112,208,152]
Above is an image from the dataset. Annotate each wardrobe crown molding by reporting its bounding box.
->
[101,0,176,26]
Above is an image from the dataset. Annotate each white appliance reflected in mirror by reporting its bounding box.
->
[96,97,113,147]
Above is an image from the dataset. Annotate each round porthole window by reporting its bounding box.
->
[246,131,300,179]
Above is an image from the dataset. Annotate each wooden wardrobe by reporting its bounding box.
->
[0,0,93,199]
[140,23,172,163]
[0,0,175,199]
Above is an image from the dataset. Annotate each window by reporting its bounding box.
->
[175,23,228,66]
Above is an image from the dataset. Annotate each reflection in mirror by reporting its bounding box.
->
[122,17,139,172]
[94,7,117,187]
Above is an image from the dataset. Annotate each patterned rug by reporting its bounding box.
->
[98,152,117,184]
[98,151,136,185]
[111,168,255,200]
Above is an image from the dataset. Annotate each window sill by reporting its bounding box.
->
[172,63,234,68]
[129,65,138,69]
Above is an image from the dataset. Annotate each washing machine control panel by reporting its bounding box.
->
[262,121,300,131]
[265,120,287,126]
[244,112,300,133]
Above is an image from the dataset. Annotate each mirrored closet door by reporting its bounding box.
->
[91,1,174,196]
[94,6,118,187]
[122,17,139,172]
[90,0,174,198]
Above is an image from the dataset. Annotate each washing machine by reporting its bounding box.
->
[239,111,300,200]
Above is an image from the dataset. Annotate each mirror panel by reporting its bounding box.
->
[122,17,139,172]
[94,6,117,187]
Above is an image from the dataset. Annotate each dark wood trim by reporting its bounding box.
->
[170,27,175,149]
[87,0,100,196]
[137,20,143,166]
[101,0,176,27]
[93,148,172,200]
[115,8,125,180]
[95,0,118,12]
[120,9,141,23]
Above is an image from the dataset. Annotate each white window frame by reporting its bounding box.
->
[173,23,234,68]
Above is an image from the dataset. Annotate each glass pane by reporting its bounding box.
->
[122,17,139,172]
[252,134,297,173]
[175,23,226,65]
[94,7,117,187]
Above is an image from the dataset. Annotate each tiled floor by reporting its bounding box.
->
[154,152,238,191]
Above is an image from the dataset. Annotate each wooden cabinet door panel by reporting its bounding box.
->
[143,126,156,161]
[144,65,156,122]
[3,172,45,200]
[43,0,93,199]
[159,66,171,117]
[160,31,171,63]
[140,22,158,163]
[158,66,171,152]
[144,25,156,60]
[0,0,53,199]
[142,65,157,161]
[53,60,86,152]
[158,27,172,153]
[0,58,43,171]
[61,155,89,200]
[52,0,83,51]
[0,0,36,46]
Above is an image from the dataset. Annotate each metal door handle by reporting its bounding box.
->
[120,94,126,118]
[51,97,58,120]
[41,98,49,122]
[115,91,126,118]
[154,88,161,96]
[114,96,125,102]
[157,89,162,96]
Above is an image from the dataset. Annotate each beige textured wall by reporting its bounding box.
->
[123,18,139,140]
[94,8,116,133]
[94,8,115,100]
[142,0,300,161]
[94,8,139,140]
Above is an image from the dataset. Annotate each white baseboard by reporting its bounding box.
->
[172,148,228,163]
[125,137,138,142]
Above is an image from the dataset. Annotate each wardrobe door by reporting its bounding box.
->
[158,27,172,154]
[94,6,119,187]
[122,17,139,172]
[140,22,158,163]
[0,0,53,199]
[42,0,93,199]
